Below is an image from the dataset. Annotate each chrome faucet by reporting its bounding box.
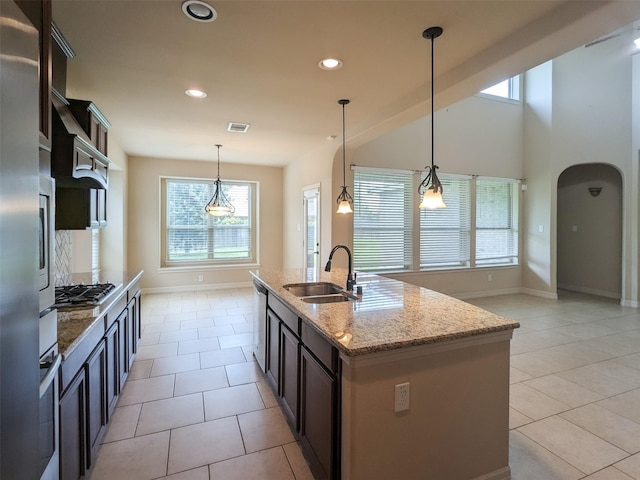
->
[325,244,354,291]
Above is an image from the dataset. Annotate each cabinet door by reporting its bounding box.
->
[300,347,337,480]
[104,321,119,420]
[265,308,280,391]
[116,308,128,388]
[86,340,106,468]
[126,298,137,369]
[280,324,300,429]
[128,290,141,355]
[59,371,87,480]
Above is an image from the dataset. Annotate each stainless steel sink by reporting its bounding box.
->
[301,294,352,304]
[283,282,343,297]
[283,282,356,304]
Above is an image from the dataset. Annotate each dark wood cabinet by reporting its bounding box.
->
[300,346,339,480]
[266,308,280,390]
[67,100,109,156]
[262,290,340,480]
[59,280,141,479]
[280,324,300,428]
[104,321,119,419]
[86,340,106,468]
[59,370,87,480]
[55,187,106,230]
[116,307,128,388]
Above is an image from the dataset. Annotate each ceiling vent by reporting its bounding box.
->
[227,122,250,133]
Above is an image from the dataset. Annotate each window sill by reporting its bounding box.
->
[158,263,260,273]
[372,264,520,276]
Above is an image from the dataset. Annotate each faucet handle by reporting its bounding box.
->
[353,272,357,284]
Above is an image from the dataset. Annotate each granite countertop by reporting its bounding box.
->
[57,270,143,358]
[251,268,519,357]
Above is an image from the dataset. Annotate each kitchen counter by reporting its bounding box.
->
[57,270,143,358]
[251,268,519,356]
[251,267,519,480]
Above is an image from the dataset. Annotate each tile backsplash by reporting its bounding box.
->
[55,230,101,285]
[55,230,72,285]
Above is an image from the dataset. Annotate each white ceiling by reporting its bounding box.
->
[52,1,640,167]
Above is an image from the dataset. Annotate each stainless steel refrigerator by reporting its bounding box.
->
[0,1,42,478]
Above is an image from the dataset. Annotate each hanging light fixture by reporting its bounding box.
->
[336,99,353,214]
[204,144,235,216]
[418,26,446,210]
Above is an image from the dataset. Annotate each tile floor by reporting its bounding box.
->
[88,288,640,480]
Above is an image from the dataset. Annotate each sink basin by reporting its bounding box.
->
[301,294,352,304]
[283,282,357,304]
[283,282,343,297]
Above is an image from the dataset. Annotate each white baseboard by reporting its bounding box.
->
[519,287,558,300]
[557,283,620,300]
[142,281,253,295]
[620,299,640,308]
[453,287,521,300]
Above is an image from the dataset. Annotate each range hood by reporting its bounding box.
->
[51,89,110,190]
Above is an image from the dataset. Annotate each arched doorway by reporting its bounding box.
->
[557,163,622,299]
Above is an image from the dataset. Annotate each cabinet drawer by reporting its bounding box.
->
[269,295,300,335]
[301,323,338,374]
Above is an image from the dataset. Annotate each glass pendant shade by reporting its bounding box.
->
[204,145,234,216]
[419,187,446,209]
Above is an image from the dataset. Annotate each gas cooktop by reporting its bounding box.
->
[54,283,116,308]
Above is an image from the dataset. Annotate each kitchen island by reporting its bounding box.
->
[251,268,519,480]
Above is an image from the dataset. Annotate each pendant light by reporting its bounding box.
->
[418,26,446,210]
[336,99,353,214]
[204,144,235,216]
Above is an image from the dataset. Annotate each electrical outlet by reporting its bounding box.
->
[487,274,493,282]
[198,274,204,282]
[394,382,410,412]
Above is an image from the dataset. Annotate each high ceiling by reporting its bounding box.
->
[52,1,640,167]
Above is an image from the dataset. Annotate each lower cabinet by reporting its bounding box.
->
[59,371,87,480]
[86,340,106,468]
[263,293,340,480]
[280,324,300,428]
[104,321,119,419]
[59,285,141,480]
[300,346,338,480]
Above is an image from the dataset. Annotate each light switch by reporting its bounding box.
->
[572,225,578,232]
[538,225,544,233]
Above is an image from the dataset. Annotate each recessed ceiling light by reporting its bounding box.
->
[318,58,343,71]
[182,0,217,22]
[185,89,207,98]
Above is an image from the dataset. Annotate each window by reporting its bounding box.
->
[476,179,518,265]
[161,177,256,266]
[480,76,520,101]
[420,175,471,268]
[352,169,519,272]
[353,169,413,271]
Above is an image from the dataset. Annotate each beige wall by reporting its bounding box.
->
[127,155,283,291]
[282,141,335,269]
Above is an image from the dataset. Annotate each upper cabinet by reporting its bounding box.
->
[50,21,112,229]
[16,0,52,151]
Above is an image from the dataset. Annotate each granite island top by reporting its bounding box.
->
[56,270,143,358]
[251,268,519,357]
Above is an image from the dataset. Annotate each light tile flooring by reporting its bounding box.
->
[88,288,640,480]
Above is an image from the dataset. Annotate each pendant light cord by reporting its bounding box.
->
[430,33,435,170]
[216,144,221,180]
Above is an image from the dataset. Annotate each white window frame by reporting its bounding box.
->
[478,75,521,102]
[160,176,258,268]
[352,167,520,272]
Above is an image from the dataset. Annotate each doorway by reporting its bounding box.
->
[303,185,320,269]
[557,163,622,299]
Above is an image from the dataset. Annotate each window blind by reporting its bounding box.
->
[420,175,471,268]
[476,179,518,265]
[165,178,253,264]
[353,169,413,271]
